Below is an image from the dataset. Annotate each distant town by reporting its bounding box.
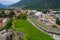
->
[0,8,60,40]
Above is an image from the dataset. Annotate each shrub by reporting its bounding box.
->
[52,25,57,28]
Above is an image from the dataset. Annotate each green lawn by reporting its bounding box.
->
[13,20,54,40]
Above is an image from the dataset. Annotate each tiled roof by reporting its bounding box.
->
[0,23,4,27]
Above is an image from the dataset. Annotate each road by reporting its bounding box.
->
[27,17,60,35]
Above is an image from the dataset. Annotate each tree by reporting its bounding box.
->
[2,11,5,18]
[9,11,15,18]
[17,13,27,20]
[0,11,5,18]
[0,13,3,18]
[56,18,60,25]
[42,9,48,14]
[4,19,13,30]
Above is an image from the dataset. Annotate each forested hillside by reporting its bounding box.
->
[10,0,60,10]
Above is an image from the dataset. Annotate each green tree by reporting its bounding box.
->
[0,11,5,18]
[56,18,60,25]
[2,11,5,18]
[9,11,15,18]
[17,13,27,20]
[42,9,48,14]
[4,19,13,30]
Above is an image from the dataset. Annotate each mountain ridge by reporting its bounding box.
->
[10,0,60,10]
[0,3,6,8]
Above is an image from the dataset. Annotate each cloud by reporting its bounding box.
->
[0,0,20,5]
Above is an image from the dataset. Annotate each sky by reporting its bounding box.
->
[0,0,20,5]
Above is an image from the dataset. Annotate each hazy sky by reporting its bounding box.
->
[0,0,20,5]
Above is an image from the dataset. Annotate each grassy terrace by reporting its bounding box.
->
[13,20,54,40]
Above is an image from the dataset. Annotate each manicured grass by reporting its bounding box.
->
[13,20,54,40]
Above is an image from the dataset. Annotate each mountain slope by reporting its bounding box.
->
[10,0,60,9]
[0,3,6,8]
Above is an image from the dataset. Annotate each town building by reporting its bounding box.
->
[0,18,8,28]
